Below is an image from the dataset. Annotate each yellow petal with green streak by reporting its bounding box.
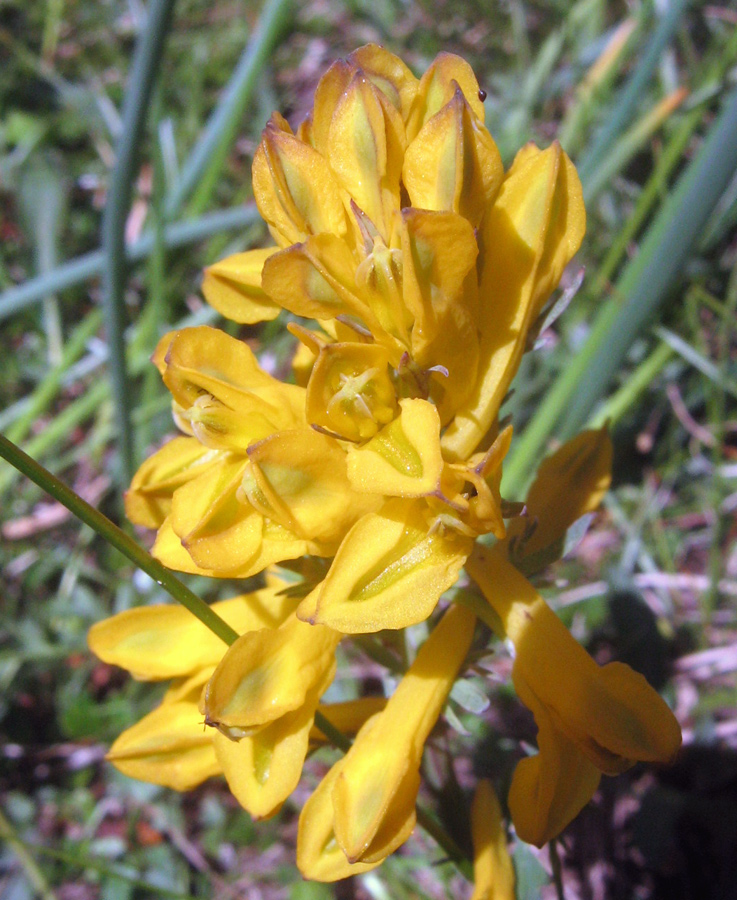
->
[245,427,380,545]
[202,612,341,730]
[466,547,682,775]
[503,428,612,570]
[332,603,475,861]
[88,586,297,681]
[346,399,443,497]
[297,758,381,882]
[349,44,418,121]
[168,455,264,575]
[400,209,480,421]
[442,143,585,461]
[125,436,218,529]
[299,499,474,634]
[201,247,280,323]
[252,113,348,247]
[406,51,486,141]
[107,698,220,791]
[403,88,503,227]
[261,235,389,343]
[327,71,405,243]
[161,326,305,433]
[213,668,332,820]
[470,780,516,900]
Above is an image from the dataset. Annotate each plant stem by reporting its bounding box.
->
[0,806,57,900]
[0,433,238,646]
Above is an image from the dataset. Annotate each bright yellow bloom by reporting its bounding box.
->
[297,603,476,881]
[129,43,585,636]
[470,780,515,900]
[466,545,681,846]
[96,44,683,883]
[89,581,381,817]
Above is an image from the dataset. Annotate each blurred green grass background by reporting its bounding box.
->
[1,0,737,897]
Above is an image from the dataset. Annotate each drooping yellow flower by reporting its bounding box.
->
[89,581,382,817]
[466,545,681,846]
[297,603,476,881]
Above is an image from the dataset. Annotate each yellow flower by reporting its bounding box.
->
[296,603,476,881]
[103,44,683,881]
[129,43,585,637]
[466,545,681,846]
[89,582,381,817]
[470,780,515,900]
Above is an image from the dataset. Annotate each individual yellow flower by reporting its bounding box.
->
[88,581,298,791]
[296,603,476,881]
[465,544,681,847]
[89,581,383,817]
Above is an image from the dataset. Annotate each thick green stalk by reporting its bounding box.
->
[101,0,177,485]
[0,434,238,647]
[0,206,260,322]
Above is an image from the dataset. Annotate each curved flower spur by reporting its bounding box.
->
[90,44,681,881]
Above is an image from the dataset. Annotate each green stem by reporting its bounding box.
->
[416,806,474,880]
[549,837,566,900]
[577,0,691,185]
[0,433,238,647]
[101,0,177,486]
[0,807,57,900]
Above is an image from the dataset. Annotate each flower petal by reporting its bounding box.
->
[299,499,473,633]
[403,88,503,227]
[201,248,281,323]
[213,668,333,820]
[406,52,486,140]
[346,399,443,497]
[332,603,476,861]
[87,586,297,680]
[160,326,304,435]
[125,436,218,529]
[400,208,480,420]
[466,548,682,775]
[327,71,406,243]
[202,612,340,731]
[507,692,601,848]
[244,427,380,546]
[470,780,516,900]
[442,143,585,460]
[107,698,220,791]
[252,113,348,246]
[504,428,613,571]
[296,758,380,882]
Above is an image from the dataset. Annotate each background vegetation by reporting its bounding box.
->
[1,0,736,897]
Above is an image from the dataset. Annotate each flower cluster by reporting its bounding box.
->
[90,45,681,881]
